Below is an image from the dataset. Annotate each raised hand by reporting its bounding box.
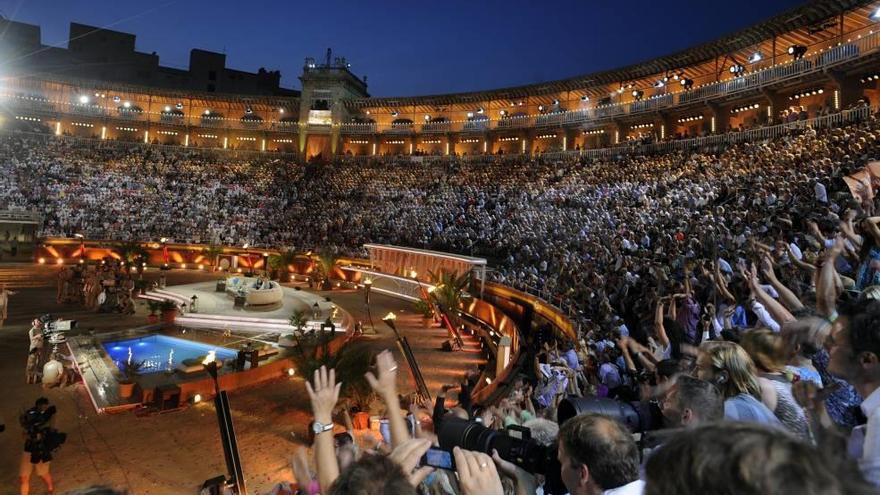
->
[388,438,435,487]
[365,349,399,399]
[305,365,341,424]
[454,447,504,495]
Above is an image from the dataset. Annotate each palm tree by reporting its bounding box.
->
[316,251,339,290]
[287,309,309,354]
[203,244,223,270]
[428,269,471,348]
[268,249,298,281]
[116,241,149,273]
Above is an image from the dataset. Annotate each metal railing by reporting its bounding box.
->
[0,209,41,222]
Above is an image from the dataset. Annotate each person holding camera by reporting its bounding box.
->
[19,397,63,495]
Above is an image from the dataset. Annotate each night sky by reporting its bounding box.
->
[2,0,808,97]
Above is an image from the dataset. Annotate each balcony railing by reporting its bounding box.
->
[4,26,879,139]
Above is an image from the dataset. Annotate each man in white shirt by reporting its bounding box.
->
[558,414,644,495]
[827,300,880,486]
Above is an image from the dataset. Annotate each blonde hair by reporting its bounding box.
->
[699,341,762,400]
[740,328,786,373]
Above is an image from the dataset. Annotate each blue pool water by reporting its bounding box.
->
[103,335,238,374]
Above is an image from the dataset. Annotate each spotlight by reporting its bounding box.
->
[673,73,680,81]
[788,45,807,59]
[552,99,559,105]
[391,111,399,117]
[204,109,211,115]
[123,101,131,108]
[729,64,745,76]
[632,90,644,100]
[680,78,694,90]
[78,95,89,104]
[538,105,545,112]
[872,7,880,20]
[245,106,253,114]
[192,393,202,404]
[424,114,431,121]
[477,107,484,114]
[56,258,64,265]
[499,110,507,116]
[175,102,184,110]
[164,106,171,112]
[279,108,285,113]
[38,257,45,264]
[748,52,763,64]
[654,80,665,88]
[287,368,295,376]
[113,96,121,103]
[580,95,589,101]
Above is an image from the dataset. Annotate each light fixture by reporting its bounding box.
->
[192,393,202,404]
[477,107,484,114]
[391,111,399,117]
[729,64,745,76]
[113,96,121,103]
[175,102,183,110]
[287,368,295,376]
[424,114,431,121]
[123,101,131,108]
[654,80,665,88]
[680,78,694,90]
[279,108,285,113]
[552,99,559,105]
[466,111,474,118]
[78,95,89,104]
[538,105,545,112]
[748,52,763,64]
[204,109,211,115]
[500,110,508,116]
[580,95,589,101]
[632,90,644,100]
[245,106,253,114]
[788,45,807,59]
[163,105,171,112]
[872,7,880,20]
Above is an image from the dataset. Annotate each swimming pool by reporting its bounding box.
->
[103,335,238,374]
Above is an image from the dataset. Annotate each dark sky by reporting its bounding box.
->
[2,0,809,97]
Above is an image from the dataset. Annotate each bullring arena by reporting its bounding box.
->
[3,1,880,494]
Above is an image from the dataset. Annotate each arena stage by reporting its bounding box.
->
[141,280,352,335]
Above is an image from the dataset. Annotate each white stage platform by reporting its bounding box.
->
[141,281,351,335]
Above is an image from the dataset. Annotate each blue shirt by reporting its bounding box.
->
[724,393,781,426]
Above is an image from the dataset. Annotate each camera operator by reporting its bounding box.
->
[19,397,64,495]
[557,413,644,495]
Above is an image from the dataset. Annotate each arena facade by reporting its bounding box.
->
[0,1,878,159]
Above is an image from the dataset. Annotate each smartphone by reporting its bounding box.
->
[420,447,455,470]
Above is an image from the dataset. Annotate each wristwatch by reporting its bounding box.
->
[312,421,333,435]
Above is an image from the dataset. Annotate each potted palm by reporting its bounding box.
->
[146,300,161,324]
[268,249,298,281]
[316,252,338,290]
[413,299,434,327]
[281,309,308,350]
[204,244,223,271]
[117,359,146,399]
[160,300,179,325]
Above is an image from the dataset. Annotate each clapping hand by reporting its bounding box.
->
[305,365,341,424]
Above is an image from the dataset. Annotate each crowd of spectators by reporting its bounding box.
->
[6,107,880,494]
